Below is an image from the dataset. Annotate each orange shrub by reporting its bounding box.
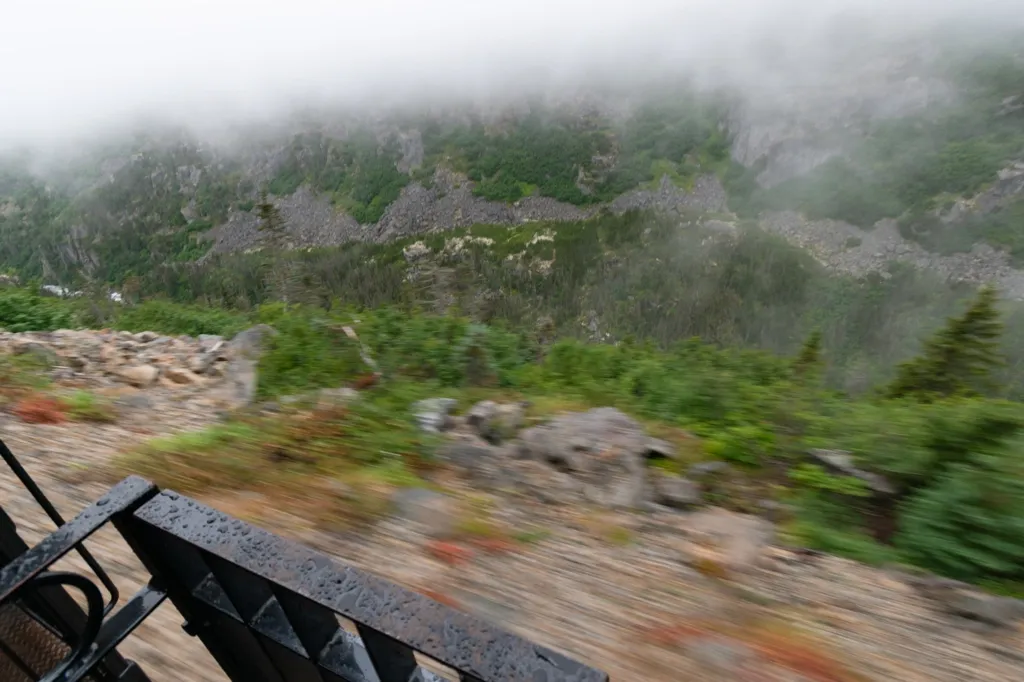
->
[13,395,67,425]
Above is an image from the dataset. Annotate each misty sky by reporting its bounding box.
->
[2,0,1022,148]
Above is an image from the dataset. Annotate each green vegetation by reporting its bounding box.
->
[92,285,1024,588]
[5,230,1024,588]
[417,96,730,204]
[12,211,1024,400]
[60,390,118,423]
[267,131,410,223]
[0,288,75,332]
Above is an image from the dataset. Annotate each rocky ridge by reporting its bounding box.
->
[199,159,1024,299]
[200,169,730,255]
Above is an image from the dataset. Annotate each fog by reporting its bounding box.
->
[2,0,1022,150]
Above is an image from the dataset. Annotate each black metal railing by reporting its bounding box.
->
[0,439,610,682]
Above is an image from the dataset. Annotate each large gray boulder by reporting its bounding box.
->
[221,324,277,407]
[513,407,675,509]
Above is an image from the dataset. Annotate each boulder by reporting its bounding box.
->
[221,325,277,407]
[683,507,775,574]
[650,470,702,509]
[11,341,58,367]
[413,398,458,433]
[644,437,677,460]
[906,574,1024,629]
[113,364,160,388]
[164,367,202,385]
[466,400,526,443]
[512,407,655,509]
[434,435,513,487]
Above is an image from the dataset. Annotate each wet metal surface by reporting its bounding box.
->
[0,476,156,604]
[131,491,610,682]
[1,467,157,682]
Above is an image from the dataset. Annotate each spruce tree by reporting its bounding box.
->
[886,286,1004,401]
[256,191,298,304]
[792,329,823,380]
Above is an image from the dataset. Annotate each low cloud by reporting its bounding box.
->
[1,0,1022,149]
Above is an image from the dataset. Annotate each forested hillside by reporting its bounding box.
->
[0,32,1021,287]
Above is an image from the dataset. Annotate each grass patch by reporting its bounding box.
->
[60,390,118,423]
[0,353,53,405]
[113,390,439,529]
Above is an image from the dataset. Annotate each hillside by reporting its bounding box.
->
[1,29,1022,294]
[3,284,1024,680]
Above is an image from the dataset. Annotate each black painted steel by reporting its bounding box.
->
[1,443,157,682]
[0,476,156,602]
[0,439,121,615]
[122,491,610,682]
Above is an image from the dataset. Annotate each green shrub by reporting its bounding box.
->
[112,300,248,337]
[253,307,366,399]
[0,289,75,332]
[896,446,1024,582]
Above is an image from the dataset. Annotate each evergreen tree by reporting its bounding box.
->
[256,190,299,304]
[886,286,1004,401]
[792,329,823,380]
[257,191,288,251]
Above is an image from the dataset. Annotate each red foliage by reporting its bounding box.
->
[747,631,857,682]
[638,622,704,648]
[13,396,67,425]
[351,373,380,390]
[637,619,859,682]
[425,540,474,566]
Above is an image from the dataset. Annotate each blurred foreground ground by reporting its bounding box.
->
[2,389,1023,682]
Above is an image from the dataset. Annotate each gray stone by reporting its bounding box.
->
[113,364,160,388]
[189,352,219,375]
[808,448,895,495]
[390,488,459,539]
[510,407,654,509]
[220,324,277,406]
[684,507,775,573]
[688,460,731,477]
[229,324,277,360]
[907,575,1024,628]
[436,436,500,471]
[413,398,457,433]
[643,437,677,460]
[466,400,526,443]
[12,341,58,367]
[651,472,702,509]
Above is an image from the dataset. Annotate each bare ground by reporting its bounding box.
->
[2,394,1023,682]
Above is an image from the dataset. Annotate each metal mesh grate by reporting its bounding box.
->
[0,601,99,682]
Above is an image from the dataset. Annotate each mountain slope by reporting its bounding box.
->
[0,30,1022,290]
